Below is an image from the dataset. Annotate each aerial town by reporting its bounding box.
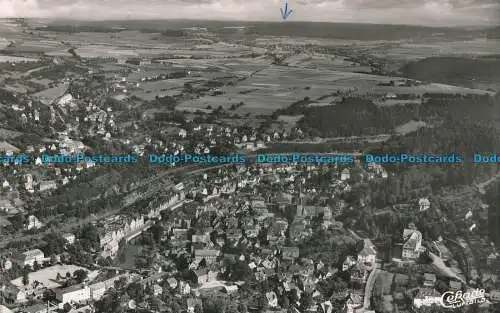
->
[0,17,499,313]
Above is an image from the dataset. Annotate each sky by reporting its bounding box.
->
[0,0,498,26]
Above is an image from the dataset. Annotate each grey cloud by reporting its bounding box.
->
[0,0,498,26]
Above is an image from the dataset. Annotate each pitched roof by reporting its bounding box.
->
[403,229,422,250]
[423,273,436,281]
[194,249,219,257]
[0,142,19,153]
[359,239,376,256]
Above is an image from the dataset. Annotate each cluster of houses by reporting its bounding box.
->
[2,260,132,308]
[98,191,186,258]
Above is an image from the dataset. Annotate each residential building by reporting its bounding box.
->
[193,249,219,264]
[295,205,332,220]
[1,258,12,271]
[38,180,57,192]
[418,198,430,212]
[350,263,369,284]
[423,273,436,287]
[342,256,357,271]
[281,246,300,261]
[12,249,45,267]
[194,269,208,284]
[449,281,462,291]
[63,233,76,245]
[402,228,423,260]
[25,215,43,230]
[99,215,145,257]
[412,288,441,309]
[89,274,129,300]
[489,290,500,302]
[186,298,203,313]
[341,168,350,181]
[55,284,91,304]
[358,239,376,264]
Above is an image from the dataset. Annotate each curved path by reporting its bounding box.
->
[363,268,381,310]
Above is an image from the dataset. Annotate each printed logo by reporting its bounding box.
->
[441,289,486,308]
[413,289,486,309]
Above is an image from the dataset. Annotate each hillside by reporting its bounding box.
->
[486,26,500,39]
[398,56,500,90]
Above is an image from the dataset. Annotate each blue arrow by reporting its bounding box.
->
[280,0,293,20]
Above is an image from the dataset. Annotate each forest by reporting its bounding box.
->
[398,56,500,88]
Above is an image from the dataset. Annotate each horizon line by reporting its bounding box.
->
[1,17,498,29]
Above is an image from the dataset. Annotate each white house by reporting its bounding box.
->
[418,198,430,212]
[89,274,128,300]
[55,285,91,304]
[39,180,57,192]
[342,256,357,271]
[341,168,351,181]
[63,233,76,245]
[179,129,187,138]
[402,228,423,260]
[357,239,376,264]
[25,215,43,230]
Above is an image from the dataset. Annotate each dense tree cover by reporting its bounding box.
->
[34,25,123,33]
[297,94,497,138]
[0,88,17,103]
[94,290,124,313]
[399,56,500,88]
[227,260,254,281]
[22,272,29,285]
[243,22,487,41]
[485,182,500,245]
[77,224,101,251]
[161,29,186,37]
[42,233,67,256]
[73,269,88,283]
[316,274,349,298]
[294,92,500,250]
[300,98,392,137]
[486,26,500,39]
[298,226,357,268]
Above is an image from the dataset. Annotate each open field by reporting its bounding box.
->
[130,79,189,101]
[374,99,422,107]
[277,115,304,130]
[32,83,69,104]
[395,120,430,135]
[284,52,372,72]
[374,271,394,295]
[0,128,22,139]
[176,64,495,116]
[10,264,98,289]
[384,39,500,60]
[0,55,39,63]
